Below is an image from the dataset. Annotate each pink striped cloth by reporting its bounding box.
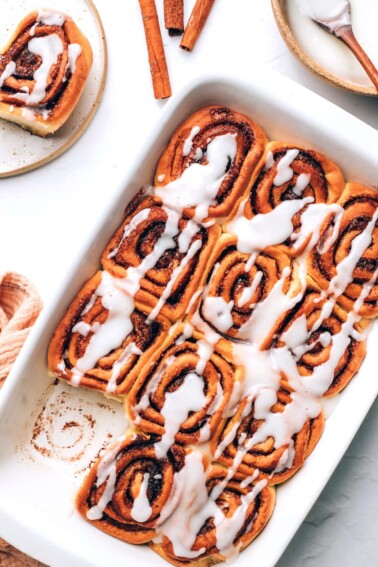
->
[0,272,42,386]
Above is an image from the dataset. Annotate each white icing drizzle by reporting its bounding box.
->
[156,450,266,562]
[228,197,313,255]
[238,267,301,346]
[155,134,237,222]
[107,208,151,259]
[328,208,378,299]
[106,342,143,394]
[131,473,152,522]
[185,288,204,315]
[238,270,263,307]
[37,9,66,27]
[264,150,274,170]
[273,149,299,186]
[292,172,311,196]
[13,34,64,105]
[147,238,202,322]
[0,61,16,88]
[154,372,207,458]
[86,435,127,520]
[183,126,201,156]
[133,356,175,423]
[70,272,135,386]
[202,297,234,333]
[72,206,183,385]
[65,43,82,80]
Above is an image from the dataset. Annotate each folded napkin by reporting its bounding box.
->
[0,272,42,386]
[0,539,45,566]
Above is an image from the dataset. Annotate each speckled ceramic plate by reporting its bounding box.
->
[0,0,107,178]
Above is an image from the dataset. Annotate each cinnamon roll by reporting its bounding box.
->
[211,384,324,485]
[0,10,92,136]
[154,106,267,221]
[47,271,170,396]
[269,278,367,397]
[198,234,298,346]
[76,433,196,544]
[102,195,220,322]
[127,325,243,450]
[309,183,378,318]
[227,142,344,256]
[150,464,275,566]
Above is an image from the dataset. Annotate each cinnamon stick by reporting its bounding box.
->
[164,0,184,36]
[180,0,216,52]
[139,0,172,99]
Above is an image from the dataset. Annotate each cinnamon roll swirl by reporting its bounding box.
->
[127,326,242,449]
[269,278,367,397]
[154,106,267,220]
[0,10,92,136]
[227,142,344,256]
[76,433,195,544]
[102,195,220,322]
[211,384,324,485]
[47,271,170,396]
[150,464,275,566]
[309,183,378,318]
[198,234,298,345]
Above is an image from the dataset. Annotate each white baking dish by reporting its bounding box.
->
[0,71,377,567]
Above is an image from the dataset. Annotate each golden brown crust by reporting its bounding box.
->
[154,105,267,219]
[102,196,221,322]
[0,10,93,136]
[308,182,378,317]
[47,271,170,396]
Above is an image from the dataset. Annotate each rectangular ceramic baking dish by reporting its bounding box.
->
[0,70,377,567]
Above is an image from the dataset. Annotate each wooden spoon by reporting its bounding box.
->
[335,26,378,90]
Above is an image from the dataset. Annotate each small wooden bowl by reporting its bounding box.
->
[271,0,378,97]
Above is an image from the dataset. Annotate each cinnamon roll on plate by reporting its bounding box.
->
[0,10,92,136]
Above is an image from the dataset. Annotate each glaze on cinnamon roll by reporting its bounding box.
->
[0,10,92,136]
[309,183,378,318]
[48,271,170,396]
[154,106,267,221]
[150,464,275,566]
[102,196,220,322]
[227,142,344,256]
[198,234,298,346]
[76,433,194,544]
[211,384,324,485]
[269,278,367,397]
[127,326,242,450]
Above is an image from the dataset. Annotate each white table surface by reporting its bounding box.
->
[0,1,377,565]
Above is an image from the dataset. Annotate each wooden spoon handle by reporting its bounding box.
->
[337,25,378,91]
